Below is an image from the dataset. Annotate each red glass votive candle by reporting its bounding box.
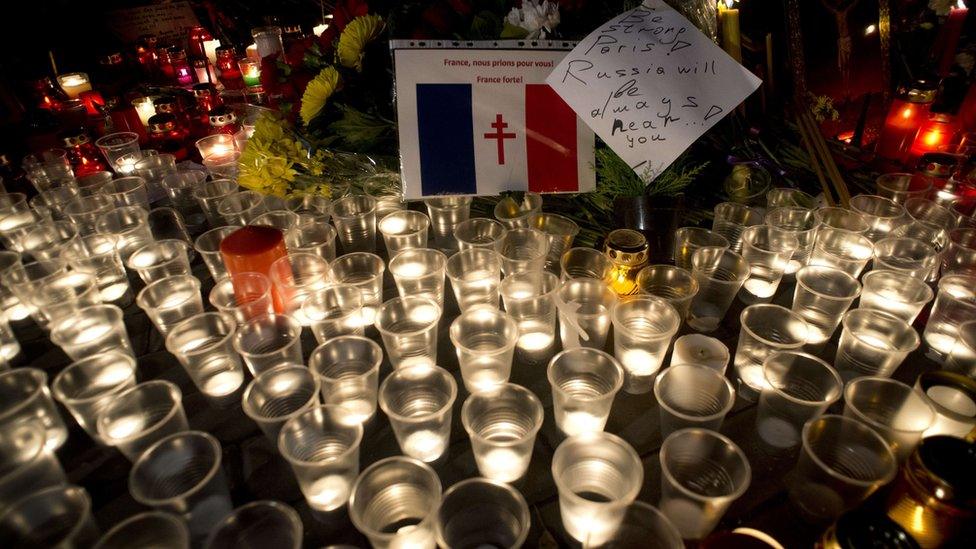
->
[220,226,291,313]
[876,83,936,161]
[906,114,961,167]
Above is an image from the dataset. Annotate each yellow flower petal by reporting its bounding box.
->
[300,67,342,126]
[337,15,385,72]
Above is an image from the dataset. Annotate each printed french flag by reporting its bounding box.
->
[393,45,595,199]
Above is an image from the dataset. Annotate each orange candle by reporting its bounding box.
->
[220,226,291,313]
[876,83,936,160]
[905,114,960,167]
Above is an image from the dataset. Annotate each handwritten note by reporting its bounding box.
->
[546,0,761,180]
[106,1,201,46]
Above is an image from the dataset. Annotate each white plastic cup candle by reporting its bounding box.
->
[57,72,92,99]
[671,333,730,373]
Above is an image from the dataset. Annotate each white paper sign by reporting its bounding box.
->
[546,0,761,180]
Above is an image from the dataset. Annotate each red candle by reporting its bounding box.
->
[937,2,969,76]
[78,90,105,117]
[906,114,960,166]
[876,84,936,160]
[220,226,291,313]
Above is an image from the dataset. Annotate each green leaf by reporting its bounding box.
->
[328,104,394,152]
[469,10,502,39]
[500,22,530,39]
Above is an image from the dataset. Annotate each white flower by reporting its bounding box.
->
[930,0,960,17]
[506,1,560,38]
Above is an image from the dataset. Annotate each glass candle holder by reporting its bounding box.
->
[0,368,68,451]
[136,275,204,336]
[285,195,332,224]
[561,247,614,282]
[658,428,751,540]
[673,227,730,271]
[734,304,810,397]
[328,252,385,325]
[96,380,189,461]
[308,336,382,425]
[739,225,798,302]
[389,248,448,307]
[0,419,66,515]
[376,296,441,369]
[0,258,66,320]
[461,383,543,482]
[942,228,976,275]
[160,171,207,224]
[611,295,681,393]
[425,196,472,251]
[494,227,549,275]
[791,266,861,346]
[654,363,735,438]
[93,511,189,549]
[765,207,818,273]
[808,227,874,277]
[220,225,289,313]
[65,194,115,236]
[193,179,238,226]
[454,217,507,251]
[435,479,531,548]
[253,210,300,233]
[204,500,303,549]
[528,212,579,272]
[450,307,519,392]
[129,431,233,539]
[500,271,559,358]
[95,132,140,171]
[242,364,320,444]
[19,220,79,260]
[552,432,643,544]
[905,197,956,231]
[446,248,502,311]
[815,207,870,234]
[914,371,976,438]
[217,191,266,225]
[98,176,149,209]
[635,265,698,321]
[872,237,939,280]
[877,173,932,204]
[65,233,132,304]
[27,269,101,330]
[850,195,908,242]
[232,313,303,376]
[0,485,99,548]
[349,456,441,549]
[789,415,897,524]
[50,304,132,360]
[858,270,933,323]
[583,502,684,549]
[95,205,154,262]
[755,351,843,449]
[556,277,617,350]
[194,226,240,281]
[302,285,365,343]
[332,195,377,253]
[923,274,976,361]
[379,210,430,256]
[493,192,543,229]
[712,202,764,253]
[52,351,137,442]
[548,348,624,436]
[269,253,329,325]
[208,272,274,325]
[285,221,337,262]
[767,187,817,209]
[379,364,457,463]
[945,320,976,377]
[30,186,80,221]
[165,313,245,403]
[127,240,192,285]
[835,309,920,381]
[844,377,935,463]
[688,248,750,332]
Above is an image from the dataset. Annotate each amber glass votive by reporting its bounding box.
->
[220,225,290,313]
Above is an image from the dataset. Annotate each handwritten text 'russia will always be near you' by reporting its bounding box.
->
[444,58,555,84]
[556,7,723,150]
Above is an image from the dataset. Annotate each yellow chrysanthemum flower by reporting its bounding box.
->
[337,15,385,72]
[300,67,342,126]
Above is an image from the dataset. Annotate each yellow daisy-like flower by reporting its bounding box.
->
[300,67,342,126]
[337,15,385,72]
